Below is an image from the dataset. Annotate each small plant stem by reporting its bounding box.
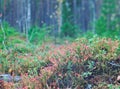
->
[1,22,7,50]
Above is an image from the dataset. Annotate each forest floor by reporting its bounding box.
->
[0,35,120,89]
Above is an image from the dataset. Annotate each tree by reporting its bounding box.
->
[57,0,63,35]
[96,0,120,37]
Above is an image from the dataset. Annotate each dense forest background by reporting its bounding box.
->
[1,0,120,38]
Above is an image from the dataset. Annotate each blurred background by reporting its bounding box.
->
[0,0,120,41]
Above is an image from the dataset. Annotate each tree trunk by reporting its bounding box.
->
[57,0,63,35]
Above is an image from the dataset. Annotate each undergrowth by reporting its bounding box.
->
[0,33,120,88]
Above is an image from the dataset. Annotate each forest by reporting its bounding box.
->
[0,0,120,89]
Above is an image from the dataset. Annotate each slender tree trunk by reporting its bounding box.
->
[91,0,96,33]
[26,0,31,42]
[57,0,63,35]
[73,0,77,24]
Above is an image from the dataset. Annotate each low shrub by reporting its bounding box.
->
[0,22,19,49]
[90,37,120,60]
[28,25,50,44]
[1,35,120,88]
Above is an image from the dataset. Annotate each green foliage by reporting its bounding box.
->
[61,21,77,37]
[76,36,120,60]
[108,84,120,89]
[0,54,9,73]
[0,22,19,49]
[82,31,95,39]
[28,25,50,44]
[95,16,119,38]
[0,43,48,74]
[90,37,119,60]
[0,36,120,88]
[14,44,33,53]
[82,72,92,78]
[61,1,77,37]
[95,0,120,38]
